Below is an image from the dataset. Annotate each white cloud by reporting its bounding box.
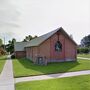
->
[0,0,90,44]
[0,0,20,43]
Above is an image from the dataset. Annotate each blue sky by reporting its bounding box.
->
[0,0,90,44]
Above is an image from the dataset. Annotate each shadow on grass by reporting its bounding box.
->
[14,58,80,77]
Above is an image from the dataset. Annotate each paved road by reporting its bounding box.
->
[15,70,90,83]
[78,57,90,60]
[0,56,15,90]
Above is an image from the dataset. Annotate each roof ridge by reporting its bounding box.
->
[25,27,61,47]
[25,27,77,47]
[30,27,61,42]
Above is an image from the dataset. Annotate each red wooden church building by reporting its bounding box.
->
[14,27,77,65]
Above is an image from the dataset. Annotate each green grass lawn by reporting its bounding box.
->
[16,75,90,90]
[13,58,90,77]
[78,54,90,58]
[0,55,7,73]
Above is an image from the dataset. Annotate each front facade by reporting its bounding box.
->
[14,27,77,65]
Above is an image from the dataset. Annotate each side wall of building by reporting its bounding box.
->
[26,47,38,62]
[38,39,50,60]
[65,38,77,61]
[15,51,26,58]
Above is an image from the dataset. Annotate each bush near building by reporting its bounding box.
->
[77,47,90,54]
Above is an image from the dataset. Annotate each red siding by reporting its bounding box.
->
[26,31,77,62]
[38,39,50,60]
[32,47,38,62]
[65,38,77,60]
[50,33,65,60]
[15,51,26,58]
[26,47,38,61]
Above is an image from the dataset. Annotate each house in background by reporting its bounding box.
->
[14,27,77,65]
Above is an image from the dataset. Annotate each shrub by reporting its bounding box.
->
[11,54,15,59]
[77,47,89,54]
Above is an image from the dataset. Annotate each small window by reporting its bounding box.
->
[55,41,62,52]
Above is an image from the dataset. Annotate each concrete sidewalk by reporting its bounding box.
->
[15,70,90,83]
[0,56,14,90]
[78,57,90,60]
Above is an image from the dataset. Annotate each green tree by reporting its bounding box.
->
[77,47,89,54]
[6,38,16,54]
[0,38,2,46]
[23,35,38,42]
[81,34,90,47]
[33,35,38,39]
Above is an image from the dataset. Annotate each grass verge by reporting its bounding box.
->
[13,58,90,77]
[0,55,7,73]
[16,75,90,90]
[78,54,90,58]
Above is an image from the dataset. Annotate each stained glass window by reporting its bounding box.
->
[55,41,62,52]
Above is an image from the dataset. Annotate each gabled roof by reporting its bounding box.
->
[14,42,29,51]
[25,27,77,48]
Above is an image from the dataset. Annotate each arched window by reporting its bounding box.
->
[55,41,62,52]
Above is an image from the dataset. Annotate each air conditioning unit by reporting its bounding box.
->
[35,56,47,65]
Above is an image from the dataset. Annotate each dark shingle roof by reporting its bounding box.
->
[25,27,77,47]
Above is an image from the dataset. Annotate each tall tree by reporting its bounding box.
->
[33,35,38,39]
[23,35,38,42]
[0,38,6,55]
[0,38,2,46]
[81,34,90,47]
[6,38,16,53]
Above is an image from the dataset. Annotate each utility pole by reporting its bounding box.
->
[4,37,5,50]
